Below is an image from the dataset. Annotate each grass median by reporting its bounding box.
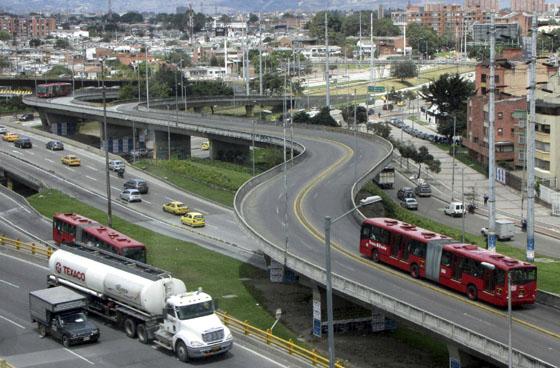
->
[359,182,560,294]
[27,188,296,341]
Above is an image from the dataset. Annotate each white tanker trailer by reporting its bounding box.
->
[48,246,233,361]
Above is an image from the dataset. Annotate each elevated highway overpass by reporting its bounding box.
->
[20,94,560,368]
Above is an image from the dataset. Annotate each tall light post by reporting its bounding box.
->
[325,10,330,108]
[461,167,465,242]
[526,13,537,262]
[259,13,263,96]
[145,45,150,110]
[324,195,382,368]
[451,114,457,201]
[101,58,112,227]
[488,12,497,253]
[481,262,512,368]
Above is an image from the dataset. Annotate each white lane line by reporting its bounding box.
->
[235,343,289,368]
[65,166,75,172]
[0,191,31,214]
[64,348,95,365]
[11,150,23,155]
[0,252,49,270]
[27,151,35,155]
[111,186,121,192]
[0,314,25,329]
[45,158,54,163]
[142,199,152,204]
[85,176,97,182]
[87,165,98,171]
[0,279,19,288]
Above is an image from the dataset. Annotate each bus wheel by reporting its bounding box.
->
[410,264,419,279]
[467,285,478,301]
[372,250,379,263]
[124,318,137,338]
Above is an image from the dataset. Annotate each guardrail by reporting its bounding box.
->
[218,312,344,368]
[0,235,52,258]
[0,359,14,368]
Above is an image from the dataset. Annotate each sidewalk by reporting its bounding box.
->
[384,116,560,239]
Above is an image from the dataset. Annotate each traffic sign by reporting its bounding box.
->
[368,86,385,93]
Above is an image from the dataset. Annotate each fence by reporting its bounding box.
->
[0,235,53,258]
[218,312,344,368]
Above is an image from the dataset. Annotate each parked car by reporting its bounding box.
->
[444,202,466,217]
[61,154,81,166]
[120,189,142,203]
[397,187,415,200]
[180,212,205,227]
[415,183,432,197]
[46,140,64,151]
[400,197,418,210]
[2,132,19,142]
[162,201,189,215]
[0,126,7,135]
[108,159,125,171]
[123,178,149,194]
[18,113,34,121]
[14,136,32,148]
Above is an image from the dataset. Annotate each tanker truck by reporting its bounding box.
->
[47,245,233,361]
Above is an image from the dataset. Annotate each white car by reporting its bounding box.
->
[444,202,466,217]
[108,159,125,171]
[0,126,7,135]
[120,189,141,202]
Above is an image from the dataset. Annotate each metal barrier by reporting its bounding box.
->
[0,235,53,258]
[217,312,344,368]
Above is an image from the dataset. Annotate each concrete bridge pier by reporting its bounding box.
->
[100,123,136,154]
[447,343,479,368]
[245,105,254,117]
[210,138,250,164]
[38,111,79,136]
[153,130,191,160]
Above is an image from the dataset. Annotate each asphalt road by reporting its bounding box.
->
[0,246,310,368]
[21,96,560,366]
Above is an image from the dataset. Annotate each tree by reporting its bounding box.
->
[209,55,222,67]
[0,30,10,41]
[119,83,136,100]
[54,38,71,49]
[120,11,144,23]
[406,23,440,56]
[220,14,231,24]
[341,105,367,125]
[420,73,475,137]
[165,50,192,66]
[292,110,311,123]
[310,107,337,126]
[29,39,42,47]
[0,56,9,69]
[370,122,391,139]
[249,13,259,23]
[413,146,434,179]
[45,65,72,78]
[391,61,418,81]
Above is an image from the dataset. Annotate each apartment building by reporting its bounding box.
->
[0,15,56,38]
[511,0,545,13]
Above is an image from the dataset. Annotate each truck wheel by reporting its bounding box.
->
[137,324,149,344]
[124,318,137,338]
[62,335,70,348]
[38,323,47,338]
[176,341,189,362]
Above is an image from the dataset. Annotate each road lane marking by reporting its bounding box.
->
[85,176,97,182]
[235,343,289,368]
[0,279,19,288]
[11,150,22,155]
[44,158,54,163]
[65,166,75,172]
[0,191,31,214]
[64,348,94,365]
[27,151,34,155]
[87,165,98,171]
[111,186,121,192]
[142,199,151,204]
[0,314,25,329]
[0,252,49,270]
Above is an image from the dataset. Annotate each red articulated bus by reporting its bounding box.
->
[360,218,537,307]
[36,82,72,98]
[53,213,147,263]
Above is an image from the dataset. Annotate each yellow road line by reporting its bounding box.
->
[291,137,560,341]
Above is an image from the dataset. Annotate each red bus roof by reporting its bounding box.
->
[82,225,145,249]
[363,218,452,243]
[54,212,98,227]
[37,82,71,87]
[443,243,534,271]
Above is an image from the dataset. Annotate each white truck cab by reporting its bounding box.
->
[154,289,233,361]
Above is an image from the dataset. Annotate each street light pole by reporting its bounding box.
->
[325,11,330,108]
[507,270,513,368]
[451,115,457,201]
[145,45,150,110]
[324,196,381,368]
[101,58,112,227]
[461,167,465,242]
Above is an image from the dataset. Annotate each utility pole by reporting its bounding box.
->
[451,115,457,201]
[282,59,289,266]
[101,58,112,227]
[145,45,150,110]
[245,17,250,96]
[359,12,362,62]
[325,11,330,107]
[370,12,374,83]
[488,12,497,252]
[527,13,537,262]
[259,13,263,96]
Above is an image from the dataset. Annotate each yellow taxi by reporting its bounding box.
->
[180,212,205,227]
[201,141,210,151]
[2,132,19,142]
[61,154,81,166]
[162,201,189,215]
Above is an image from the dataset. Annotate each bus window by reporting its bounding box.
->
[361,224,372,240]
[54,219,62,233]
[391,234,402,257]
[441,251,452,267]
[123,248,146,263]
[463,259,482,278]
[511,268,537,285]
[452,255,463,280]
[410,240,426,258]
[402,239,411,260]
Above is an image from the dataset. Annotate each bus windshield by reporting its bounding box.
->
[37,86,48,94]
[510,267,537,285]
[176,301,214,320]
[122,247,146,263]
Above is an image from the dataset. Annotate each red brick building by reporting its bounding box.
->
[0,15,56,38]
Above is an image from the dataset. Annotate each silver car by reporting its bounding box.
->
[401,197,418,210]
[120,189,141,202]
[108,159,125,171]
